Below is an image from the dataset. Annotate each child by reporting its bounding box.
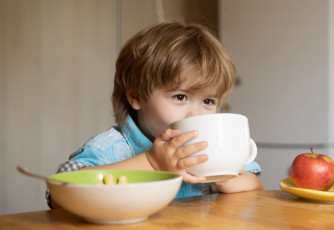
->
[47,20,263,208]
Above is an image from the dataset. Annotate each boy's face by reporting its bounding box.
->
[135,67,219,141]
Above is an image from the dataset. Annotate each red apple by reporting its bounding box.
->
[291,148,334,191]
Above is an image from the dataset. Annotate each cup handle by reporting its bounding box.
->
[246,138,258,164]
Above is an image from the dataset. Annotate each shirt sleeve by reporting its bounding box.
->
[46,160,90,209]
[244,161,261,176]
[69,145,111,166]
[56,160,90,173]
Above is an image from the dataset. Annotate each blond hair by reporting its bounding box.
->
[112,20,236,125]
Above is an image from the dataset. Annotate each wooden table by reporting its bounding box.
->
[1,190,334,229]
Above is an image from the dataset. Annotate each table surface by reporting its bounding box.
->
[1,190,334,230]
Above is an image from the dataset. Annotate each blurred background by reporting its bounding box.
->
[1,0,333,215]
[0,0,218,215]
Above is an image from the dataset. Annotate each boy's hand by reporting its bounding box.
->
[145,129,208,184]
[212,171,263,193]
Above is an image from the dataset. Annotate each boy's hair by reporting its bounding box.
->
[112,20,236,125]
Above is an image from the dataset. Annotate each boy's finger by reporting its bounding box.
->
[158,129,180,141]
[179,171,206,184]
[169,130,199,148]
[176,154,208,170]
[175,141,208,159]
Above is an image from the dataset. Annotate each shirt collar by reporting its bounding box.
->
[121,115,152,155]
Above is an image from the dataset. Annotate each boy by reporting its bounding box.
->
[48,20,262,208]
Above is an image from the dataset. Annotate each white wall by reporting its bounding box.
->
[0,0,117,215]
[219,0,334,189]
[329,0,334,150]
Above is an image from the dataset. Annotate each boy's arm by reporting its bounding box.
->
[212,171,264,193]
[80,153,154,171]
[81,129,208,184]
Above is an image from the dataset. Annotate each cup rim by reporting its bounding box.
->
[169,113,247,127]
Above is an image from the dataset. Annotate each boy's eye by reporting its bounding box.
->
[173,94,187,101]
[203,99,215,105]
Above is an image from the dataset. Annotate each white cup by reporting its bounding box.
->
[169,113,257,182]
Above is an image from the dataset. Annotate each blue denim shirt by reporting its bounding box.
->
[68,115,261,198]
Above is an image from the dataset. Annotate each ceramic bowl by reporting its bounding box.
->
[47,169,182,224]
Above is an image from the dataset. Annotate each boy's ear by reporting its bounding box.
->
[126,89,142,110]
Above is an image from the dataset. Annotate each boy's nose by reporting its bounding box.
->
[185,106,202,118]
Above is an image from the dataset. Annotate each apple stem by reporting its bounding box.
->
[310,147,314,157]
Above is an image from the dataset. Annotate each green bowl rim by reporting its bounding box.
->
[47,169,182,187]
